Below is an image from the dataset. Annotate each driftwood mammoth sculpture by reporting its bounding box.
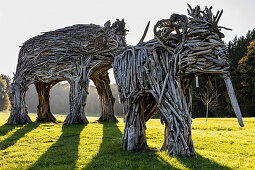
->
[8,19,127,124]
[113,5,244,157]
[8,3,243,158]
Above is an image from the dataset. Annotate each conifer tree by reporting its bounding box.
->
[236,41,255,116]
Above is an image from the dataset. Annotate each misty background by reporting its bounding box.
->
[25,82,123,117]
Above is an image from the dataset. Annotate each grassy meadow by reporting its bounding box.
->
[0,112,254,169]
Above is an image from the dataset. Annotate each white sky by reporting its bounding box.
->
[0,0,255,84]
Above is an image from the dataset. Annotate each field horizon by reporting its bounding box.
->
[0,112,254,169]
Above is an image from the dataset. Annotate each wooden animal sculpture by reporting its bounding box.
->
[8,19,127,124]
[113,5,244,157]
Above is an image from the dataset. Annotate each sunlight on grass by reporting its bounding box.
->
[75,118,103,169]
[0,115,64,169]
[0,112,254,169]
[146,119,189,169]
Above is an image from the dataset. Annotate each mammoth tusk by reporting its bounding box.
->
[137,21,150,45]
[221,74,244,127]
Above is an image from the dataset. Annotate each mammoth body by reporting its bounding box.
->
[8,20,126,124]
[113,5,244,157]
[17,24,102,83]
[113,43,196,156]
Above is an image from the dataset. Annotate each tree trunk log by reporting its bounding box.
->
[92,71,118,122]
[35,81,57,122]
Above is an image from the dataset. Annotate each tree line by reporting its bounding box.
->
[192,28,255,117]
[1,28,255,117]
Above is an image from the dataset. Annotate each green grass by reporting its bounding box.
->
[0,112,254,169]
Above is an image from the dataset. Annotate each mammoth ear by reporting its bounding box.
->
[114,18,126,31]
[104,20,111,28]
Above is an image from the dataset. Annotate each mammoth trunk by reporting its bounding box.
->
[222,74,244,127]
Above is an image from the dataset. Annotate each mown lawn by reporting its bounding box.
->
[0,112,254,169]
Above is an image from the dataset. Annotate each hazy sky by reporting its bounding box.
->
[0,0,255,83]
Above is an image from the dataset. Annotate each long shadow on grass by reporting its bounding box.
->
[0,123,39,150]
[84,122,175,169]
[30,124,86,169]
[177,153,231,169]
[0,124,19,137]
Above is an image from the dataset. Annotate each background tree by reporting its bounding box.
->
[197,86,219,122]
[216,28,255,117]
[236,41,255,116]
[0,75,11,111]
[227,28,255,68]
[194,77,220,120]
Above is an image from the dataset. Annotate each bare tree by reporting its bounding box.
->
[196,80,220,123]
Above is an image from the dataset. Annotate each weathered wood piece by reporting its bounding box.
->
[8,19,127,124]
[113,4,244,157]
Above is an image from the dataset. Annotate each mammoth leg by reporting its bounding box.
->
[7,79,32,124]
[158,91,196,157]
[122,98,147,151]
[92,71,117,122]
[35,81,58,122]
[64,79,89,124]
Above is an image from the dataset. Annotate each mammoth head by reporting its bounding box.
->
[105,19,127,48]
[91,19,127,57]
[154,4,244,127]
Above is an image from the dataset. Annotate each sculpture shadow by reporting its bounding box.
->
[84,122,174,169]
[30,124,86,169]
[177,153,231,169]
[0,123,39,150]
[0,124,19,137]
[84,122,231,169]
